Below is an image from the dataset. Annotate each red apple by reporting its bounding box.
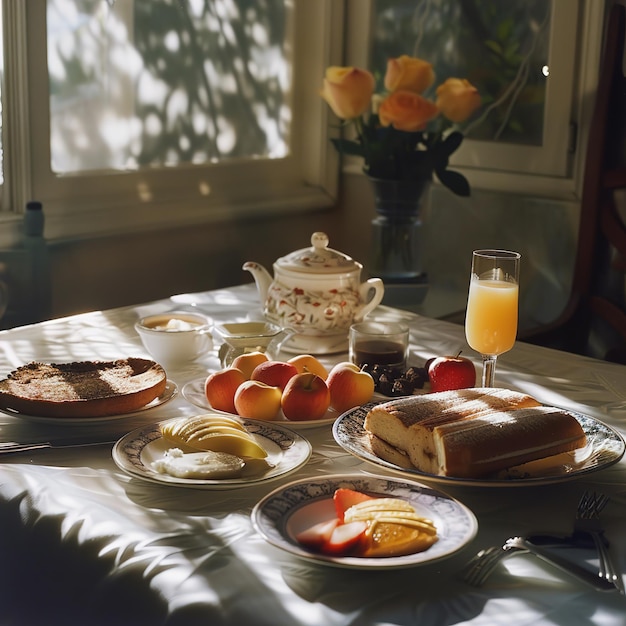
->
[321,520,368,555]
[250,360,298,391]
[295,519,339,551]
[326,362,375,414]
[427,352,476,392]
[233,380,282,420]
[204,367,247,413]
[281,372,331,421]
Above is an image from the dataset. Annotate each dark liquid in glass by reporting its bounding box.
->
[353,340,405,368]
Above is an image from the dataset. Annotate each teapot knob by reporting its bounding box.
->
[311,232,329,251]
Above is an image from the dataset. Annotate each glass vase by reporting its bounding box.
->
[368,177,429,286]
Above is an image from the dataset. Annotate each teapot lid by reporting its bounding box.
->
[276,232,361,274]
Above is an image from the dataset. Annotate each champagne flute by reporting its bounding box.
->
[465,249,521,387]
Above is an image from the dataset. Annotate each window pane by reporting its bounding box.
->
[371,0,551,147]
[47,0,291,174]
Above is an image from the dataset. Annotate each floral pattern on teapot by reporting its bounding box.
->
[243,233,385,338]
[265,283,361,334]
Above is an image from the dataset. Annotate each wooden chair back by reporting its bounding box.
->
[521,3,626,363]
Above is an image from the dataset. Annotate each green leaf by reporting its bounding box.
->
[442,131,464,154]
[435,169,470,197]
[497,18,513,42]
[485,40,503,56]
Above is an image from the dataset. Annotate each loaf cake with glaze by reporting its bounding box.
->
[364,388,587,478]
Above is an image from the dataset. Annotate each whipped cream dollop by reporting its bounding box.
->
[152,447,273,479]
[152,447,245,479]
[157,318,200,331]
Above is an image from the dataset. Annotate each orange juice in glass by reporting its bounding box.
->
[465,250,521,387]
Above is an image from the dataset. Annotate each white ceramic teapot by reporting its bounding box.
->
[243,232,384,352]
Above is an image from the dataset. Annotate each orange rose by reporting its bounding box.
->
[378,91,439,132]
[435,78,481,123]
[384,55,435,94]
[320,66,375,120]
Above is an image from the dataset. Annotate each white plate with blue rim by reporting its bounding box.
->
[113,416,312,489]
[251,473,477,569]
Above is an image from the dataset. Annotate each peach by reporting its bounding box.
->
[281,372,331,421]
[327,362,375,413]
[204,367,247,414]
[250,360,298,391]
[233,380,282,420]
[287,354,329,380]
[231,351,269,379]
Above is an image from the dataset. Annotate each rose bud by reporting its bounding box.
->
[320,66,375,120]
[435,78,481,123]
[384,55,435,94]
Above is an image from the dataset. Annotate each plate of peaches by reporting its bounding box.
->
[182,352,377,430]
[251,473,477,569]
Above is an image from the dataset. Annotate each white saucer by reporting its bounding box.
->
[280,332,348,355]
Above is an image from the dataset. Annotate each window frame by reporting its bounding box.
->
[344,0,605,200]
[0,0,344,246]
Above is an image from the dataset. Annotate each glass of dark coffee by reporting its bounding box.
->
[349,321,409,370]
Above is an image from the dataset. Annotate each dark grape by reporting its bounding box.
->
[361,361,429,396]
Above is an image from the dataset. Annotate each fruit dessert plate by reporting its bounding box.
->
[251,473,477,569]
[112,416,311,489]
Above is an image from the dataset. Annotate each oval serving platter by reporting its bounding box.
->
[333,403,626,487]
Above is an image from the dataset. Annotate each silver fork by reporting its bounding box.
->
[463,536,616,591]
[575,491,623,592]
[463,543,529,586]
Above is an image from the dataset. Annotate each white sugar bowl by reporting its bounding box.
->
[135,311,213,363]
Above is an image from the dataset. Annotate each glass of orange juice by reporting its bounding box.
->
[465,249,521,387]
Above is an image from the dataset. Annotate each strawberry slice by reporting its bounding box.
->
[333,488,376,522]
[295,518,339,551]
[321,520,368,556]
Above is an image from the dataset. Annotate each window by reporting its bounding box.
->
[345,0,605,198]
[47,0,291,173]
[0,0,342,245]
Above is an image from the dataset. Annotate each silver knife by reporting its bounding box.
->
[0,440,117,454]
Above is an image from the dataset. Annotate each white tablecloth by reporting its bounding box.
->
[1,284,625,626]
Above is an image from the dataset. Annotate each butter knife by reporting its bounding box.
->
[0,440,117,454]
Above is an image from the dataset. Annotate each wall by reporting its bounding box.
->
[9,172,579,335]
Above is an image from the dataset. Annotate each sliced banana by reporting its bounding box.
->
[186,432,268,459]
[344,497,438,557]
[344,498,437,534]
[163,414,245,439]
[161,414,267,458]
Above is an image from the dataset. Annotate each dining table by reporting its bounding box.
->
[1,282,625,626]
